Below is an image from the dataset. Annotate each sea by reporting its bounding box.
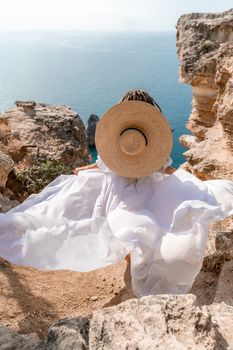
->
[0,31,192,168]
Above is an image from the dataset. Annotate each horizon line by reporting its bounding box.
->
[0,29,176,33]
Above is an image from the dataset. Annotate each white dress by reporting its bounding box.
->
[0,155,233,298]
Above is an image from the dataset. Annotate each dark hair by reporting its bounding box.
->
[119,89,175,133]
[119,89,162,113]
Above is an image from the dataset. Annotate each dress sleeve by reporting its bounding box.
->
[203,179,233,216]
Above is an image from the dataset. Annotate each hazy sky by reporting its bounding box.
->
[0,0,232,32]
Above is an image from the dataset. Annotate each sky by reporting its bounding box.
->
[0,0,232,32]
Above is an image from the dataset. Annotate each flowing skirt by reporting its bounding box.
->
[0,168,233,297]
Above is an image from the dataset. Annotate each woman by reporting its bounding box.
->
[0,89,233,298]
[74,89,176,176]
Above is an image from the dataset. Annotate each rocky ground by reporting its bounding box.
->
[0,259,133,339]
[1,293,233,349]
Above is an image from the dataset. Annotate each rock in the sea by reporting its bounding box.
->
[86,114,99,146]
[0,101,89,169]
[177,9,233,180]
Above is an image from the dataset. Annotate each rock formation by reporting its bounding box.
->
[176,12,233,348]
[86,114,99,147]
[0,326,39,349]
[1,294,233,349]
[0,152,14,189]
[177,8,233,180]
[0,101,89,210]
[0,101,88,169]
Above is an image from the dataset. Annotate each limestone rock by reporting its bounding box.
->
[0,152,14,188]
[0,152,18,212]
[15,101,36,116]
[0,101,89,170]
[0,193,19,213]
[0,101,90,201]
[0,325,39,350]
[214,260,233,305]
[177,9,233,279]
[208,302,233,348]
[3,294,233,349]
[89,295,216,349]
[27,295,233,349]
[177,9,233,180]
[200,216,233,274]
[33,318,89,350]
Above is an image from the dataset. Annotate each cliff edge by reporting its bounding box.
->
[0,101,89,210]
[177,8,233,180]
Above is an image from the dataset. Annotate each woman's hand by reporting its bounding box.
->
[165,166,176,175]
[125,254,131,263]
[73,166,87,175]
[73,163,98,175]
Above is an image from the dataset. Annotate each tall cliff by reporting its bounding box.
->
[177,9,233,180]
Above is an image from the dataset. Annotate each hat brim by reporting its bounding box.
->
[95,101,173,178]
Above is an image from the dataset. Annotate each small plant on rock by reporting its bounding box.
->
[16,159,73,196]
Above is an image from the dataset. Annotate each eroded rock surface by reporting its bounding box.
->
[0,152,14,188]
[2,295,233,350]
[177,11,233,318]
[0,325,39,350]
[177,9,233,180]
[0,101,89,169]
[0,101,89,206]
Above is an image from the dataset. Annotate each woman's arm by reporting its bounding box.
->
[73,163,98,175]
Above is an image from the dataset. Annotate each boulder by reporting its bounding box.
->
[0,101,89,169]
[0,193,19,213]
[9,294,233,349]
[0,153,14,188]
[0,101,90,202]
[0,325,39,350]
[33,318,89,350]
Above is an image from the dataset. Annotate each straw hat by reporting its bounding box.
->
[95,101,173,178]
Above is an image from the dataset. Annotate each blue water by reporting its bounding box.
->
[0,31,192,167]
